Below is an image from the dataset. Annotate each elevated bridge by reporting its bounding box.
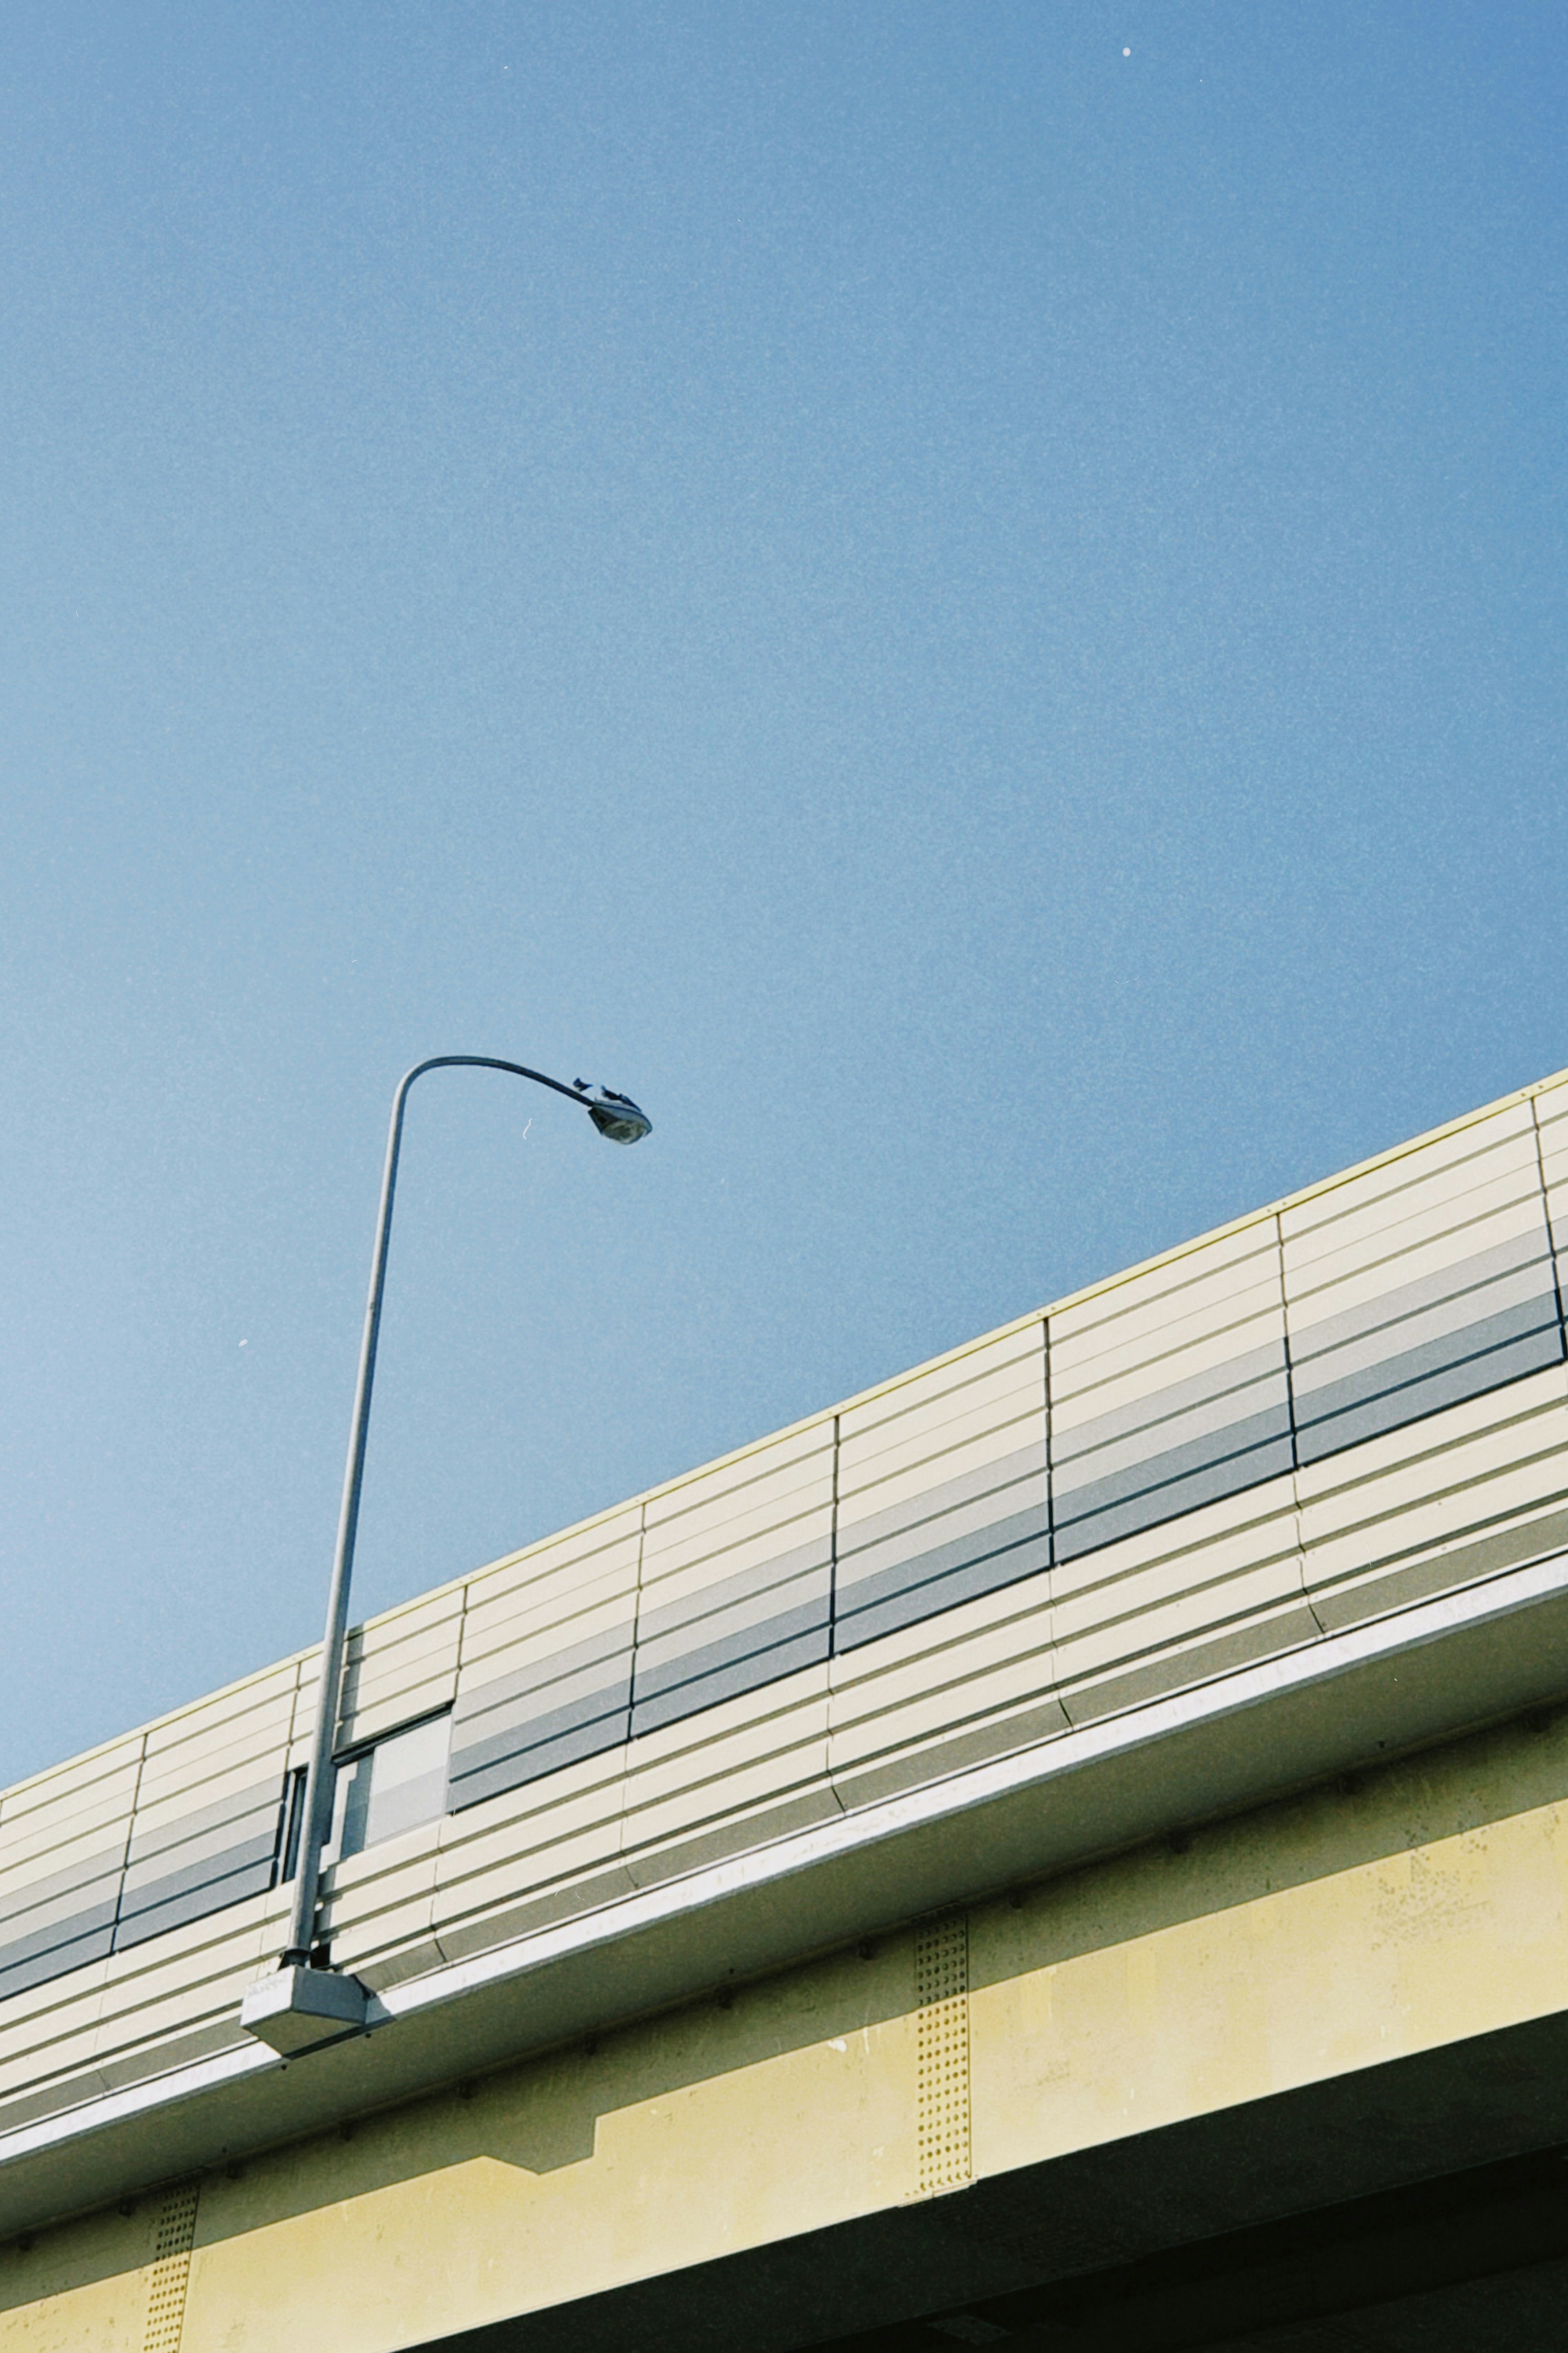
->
[7,1072,1568,2348]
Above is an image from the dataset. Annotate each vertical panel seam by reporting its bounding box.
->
[1276,1213,1324,1638]
[828,1412,842,1659]
[108,1732,150,1960]
[1529,1094,1568,1365]
[1042,1314,1055,1575]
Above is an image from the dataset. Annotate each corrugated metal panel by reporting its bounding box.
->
[335,1587,464,1753]
[1283,1102,1562,1463]
[11,1069,1568,2092]
[114,1665,298,1955]
[1051,1223,1292,1563]
[828,1569,1060,1810]
[633,1423,833,1736]
[448,1510,640,1811]
[835,1327,1048,1652]
[621,1425,836,1886]
[0,1739,143,2006]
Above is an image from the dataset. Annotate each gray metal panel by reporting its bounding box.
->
[121,1793,283,1897]
[448,1713,628,1813]
[836,1443,1047,1562]
[1292,1264,1557,1408]
[1295,1322,1565,1464]
[112,1829,281,1947]
[630,1626,833,1739]
[835,1468,1048,1602]
[1293,1295,1560,1431]
[1052,1403,1292,1532]
[1290,1226,1552,1364]
[633,1598,829,1710]
[123,1779,282,1873]
[111,1852,280,1954]
[834,1524,1053,1654]
[448,1684,631,1786]
[0,1849,125,1938]
[450,1623,632,1734]
[634,1558,830,1680]
[1051,1346,1285,1467]
[635,1539,828,1653]
[0,1919,116,2001]
[0,1899,119,1990]
[835,1502,1050,1631]
[1053,1434,1296,1564]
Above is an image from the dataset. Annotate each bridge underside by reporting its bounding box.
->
[437,2009,1568,2352]
[7,1697,1568,2353]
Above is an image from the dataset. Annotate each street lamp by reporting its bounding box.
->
[242,1057,651,2054]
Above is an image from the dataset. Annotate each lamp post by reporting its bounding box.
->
[243,1058,651,2055]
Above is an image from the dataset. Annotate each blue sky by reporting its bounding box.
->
[2,2,1564,1786]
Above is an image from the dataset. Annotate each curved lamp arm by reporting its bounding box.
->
[281,1058,650,1968]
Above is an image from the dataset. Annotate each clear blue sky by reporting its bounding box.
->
[2,3,1564,1787]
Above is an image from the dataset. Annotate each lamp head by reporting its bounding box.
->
[577,1084,653,1145]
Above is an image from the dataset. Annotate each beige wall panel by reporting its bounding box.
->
[642,1424,833,1550]
[461,1507,641,1603]
[0,1823,130,1913]
[838,1346,1043,1473]
[351,1585,466,1651]
[133,1702,292,1796]
[337,1672,458,1754]
[127,1755,287,1848]
[458,1588,636,1691]
[433,1858,639,1964]
[829,1569,1053,1711]
[1051,1472,1301,1602]
[91,1930,272,2067]
[434,1750,633,1953]
[138,1661,300,1757]
[1059,1594,1319,1730]
[321,1854,441,1985]
[619,1678,831,1861]
[1050,1319,1286,1447]
[95,1893,272,2010]
[623,1780,843,1892]
[0,1740,142,1833]
[641,1501,830,1597]
[829,1611,1056,1772]
[1054,1550,1309,1684]
[837,1411,1045,1538]
[1053,1361,1288,1490]
[1050,1222,1278,1347]
[831,1656,1065,1798]
[435,1848,636,1962]
[1285,1198,1552,1336]
[837,1323,1044,1447]
[0,1762,142,1873]
[458,1521,641,1662]
[1528,1093,1568,1240]
[339,1596,464,1742]
[1051,1269,1286,1402]
[436,1746,628,1892]
[1294,1367,1568,1536]
[639,1510,834,1618]
[838,1391,1045,1518]
[1301,1442,1568,1601]
[0,1970,108,2102]
[1279,1108,1539,1266]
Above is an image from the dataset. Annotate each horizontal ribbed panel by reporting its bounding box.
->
[13,1072,1568,2063]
